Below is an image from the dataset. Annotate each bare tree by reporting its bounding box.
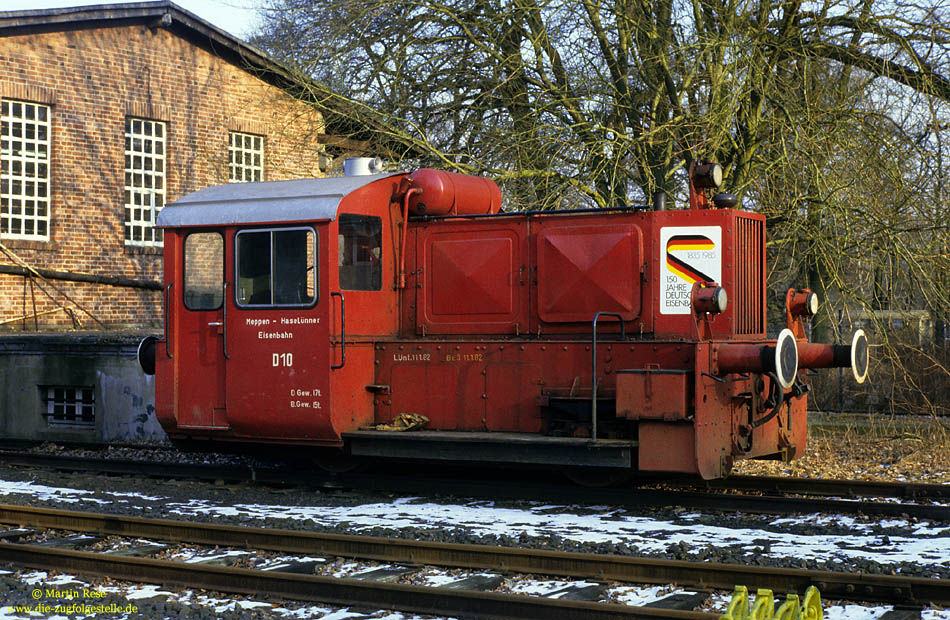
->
[253,0,948,204]
[252,0,950,412]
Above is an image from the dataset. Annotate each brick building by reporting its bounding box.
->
[0,1,346,329]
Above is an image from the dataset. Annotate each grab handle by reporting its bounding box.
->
[222,282,230,360]
[591,311,625,441]
[331,291,345,370]
[164,283,173,359]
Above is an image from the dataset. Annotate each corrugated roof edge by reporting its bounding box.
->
[157,172,404,228]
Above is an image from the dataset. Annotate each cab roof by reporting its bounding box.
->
[157,173,402,228]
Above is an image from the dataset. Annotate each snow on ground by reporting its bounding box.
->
[114,584,175,601]
[0,480,157,506]
[508,578,600,596]
[1,476,949,570]
[159,496,950,570]
[0,570,911,620]
[258,555,329,571]
[823,606,950,620]
[701,593,935,620]
[0,480,105,505]
[1,475,948,618]
[0,571,928,620]
[1,570,436,620]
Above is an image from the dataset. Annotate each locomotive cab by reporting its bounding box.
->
[144,160,869,480]
[151,172,405,447]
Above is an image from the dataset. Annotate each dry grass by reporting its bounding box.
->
[733,415,950,483]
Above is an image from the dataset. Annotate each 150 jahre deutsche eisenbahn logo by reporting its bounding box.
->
[659,226,722,315]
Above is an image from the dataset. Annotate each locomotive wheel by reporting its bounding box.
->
[563,466,635,488]
[313,450,366,473]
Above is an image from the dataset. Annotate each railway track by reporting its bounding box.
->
[0,544,707,620]
[0,449,948,520]
[0,503,946,612]
[693,475,950,499]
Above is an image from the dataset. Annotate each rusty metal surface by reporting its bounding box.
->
[734,216,765,336]
[417,223,529,334]
[0,504,945,606]
[616,369,691,421]
[535,223,643,323]
[344,431,633,467]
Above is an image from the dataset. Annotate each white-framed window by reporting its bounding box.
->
[229,131,263,182]
[124,117,165,246]
[235,227,316,307]
[1,99,51,241]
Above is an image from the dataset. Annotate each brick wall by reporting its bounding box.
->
[0,23,326,329]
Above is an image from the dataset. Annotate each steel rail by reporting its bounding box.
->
[3,442,949,502]
[1,450,948,519]
[0,450,275,483]
[700,475,950,499]
[7,443,948,502]
[0,542,711,620]
[619,489,950,520]
[0,504,944,606]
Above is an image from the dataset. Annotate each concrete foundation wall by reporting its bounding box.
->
[0,332,165,443]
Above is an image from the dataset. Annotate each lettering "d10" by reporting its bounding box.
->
[272,353,293,367]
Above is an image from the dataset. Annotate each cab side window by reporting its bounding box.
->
[236,227,316,307]
[183,232,223,310]
[338,213,382,291]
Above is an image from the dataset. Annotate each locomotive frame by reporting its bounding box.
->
[141,160,868,480]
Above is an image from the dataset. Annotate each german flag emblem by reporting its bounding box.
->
[666,235,715,283]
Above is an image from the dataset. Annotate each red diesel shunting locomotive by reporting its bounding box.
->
[139,159,868,480]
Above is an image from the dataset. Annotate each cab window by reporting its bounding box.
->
[338,213,382,291]
[236,227,316,307]
[183,232,223,310]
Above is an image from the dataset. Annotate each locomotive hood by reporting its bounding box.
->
[157,172,403,228]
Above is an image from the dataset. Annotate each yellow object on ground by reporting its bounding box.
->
[720,585,822,620]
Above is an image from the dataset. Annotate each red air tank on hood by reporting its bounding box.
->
[404,169,502,216]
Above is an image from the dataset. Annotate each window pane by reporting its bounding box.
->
[274,229,315,304]
[124,117,166,247]
[228,131,263,183]
[338,214,382,291]
[183,233,224,310]
[236,231,272,305]
[1,99,51,241]
[43,385,95,426]
[236,228,316,307]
